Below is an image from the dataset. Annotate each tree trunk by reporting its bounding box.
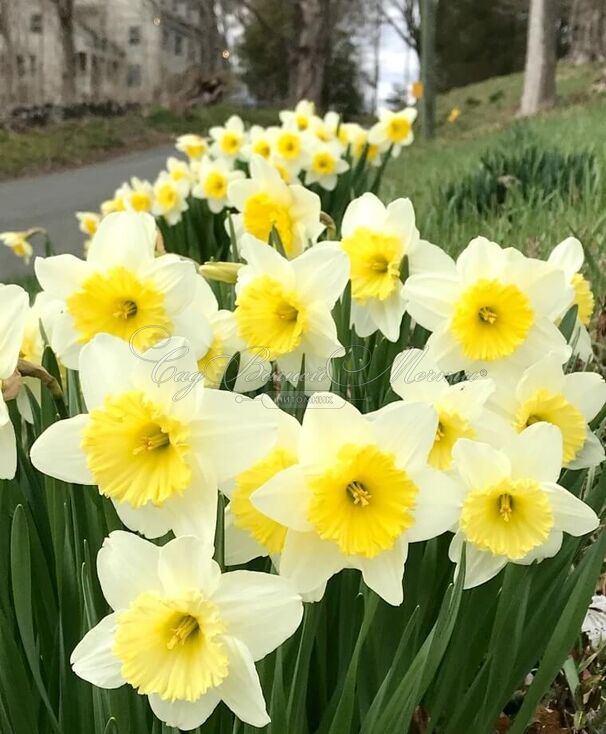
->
[519,0,558,116]
[292,0,327,105]
[569,0,606,64]
[420,0,437,139]
[50,0,77,104]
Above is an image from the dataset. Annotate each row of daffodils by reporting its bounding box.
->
[0,101,604,731]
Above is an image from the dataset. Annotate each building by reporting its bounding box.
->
[0,0,216,108]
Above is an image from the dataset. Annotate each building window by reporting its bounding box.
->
[128,26,141,45]
[162,29,170,51]
[77,52,87,73]
[16,55,25,78]
[175,34,183,55]
[30,13,43,33]
[127,64,142,87]
[30,55,37,74]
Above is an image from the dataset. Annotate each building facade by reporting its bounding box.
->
[0,0,212,108]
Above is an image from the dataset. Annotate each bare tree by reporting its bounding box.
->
[568,0,606,63]
[520,0,558,116]
[293,0,330,104]
[48,0,76,104]
[379,0,420,54]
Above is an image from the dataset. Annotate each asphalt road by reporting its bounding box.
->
[0,143,175,281]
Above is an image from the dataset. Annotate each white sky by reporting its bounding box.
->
[372,22,420,109]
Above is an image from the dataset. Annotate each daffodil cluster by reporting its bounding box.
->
[1,100,604,733]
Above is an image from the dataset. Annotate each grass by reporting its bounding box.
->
[382,64,606,295]
[0,104,278,180]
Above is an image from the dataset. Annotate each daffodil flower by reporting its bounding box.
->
[224,395,300,565]
[71,532,302,730]
[0,284,29,479]
[548,236,595,361]
[192,156,245,214]
[252,393,462,605]
[121,177,155,213]
[234,234,349,390]
[390,348,495,470]
[368,107,417,157]
[209,115,247,160]
[279,99,316,131]
[0,230,36,263]
[404,237,574,379]
[334,193,451,341]
[175,133,208,160]
[35,212,211,369]
[152,172,190,225]
[485,351,606,470]
[449,423,599,588]
[31,334,275,539]
[304,140,349,191]
[228,155,324,259]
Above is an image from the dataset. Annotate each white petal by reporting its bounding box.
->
[212,571,303,660]
[403,273,459,332]
[140,255,197,314]
[515,352,566,403]
[357,537,407,606]
[195,390,276,482]
[406,468,465,542]
[148,691,220,731]
[279,531,344,595]
[449,533,507,589]
[34,254,90,301]
[251,464,312,532]
[97,531,162,610]
[217,637,270,728]
[0,419,16,480]
[112,500,173,539]
[548,237,584,279]
[508,423,563,483]
[159,536,220,597]
[70,613,123,688]
[0,284,29,378]
[542,482,599,536]
[563,372,606,422]
[162,460,219,542]
[224,514,268,565]
[238,234,293,285]
[451,439,511,489]
[369,401,438,473]
[425,326,470,375]
[408,240,456,276]
[516,529,563,565]
[79,334,136,410]
[301,303,344,357]
[291,244,349,308]
[299,393,372,471]
[341,193,386,238]
[368,289,406,342]
[390,348,448,400]
[456,237,504,283]
[30,414,93,484]
[46,310,82,370]
[568,432,605,470]
[87,211,156,269]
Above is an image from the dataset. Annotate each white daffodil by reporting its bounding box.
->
[368,107,417,157]
[224,395,300,565]
[192,157,245,214]
[166,156,196,188]
[548,237,595,361]
[71,532,302,730]
[176,133,208,160]
[75,212,101,239]
[404,237,574,379]
[252,393,462,605]
[117,177,154,214]
[304,140,349,191]
[100,189,127,216]
[279,99,316,131]
[486,351,606,470]
[0,230,34,263]
[342,123,383,168]
[234,234,349,390]
[270,126,309,172]
[35,211,210,369]
[390,348,495,470]
[241,125,276,161]
[0,284,29,479]
[31,334,275,540]
[228,155,324,258]
[189,275,269,392]
[449,424,599,589]
[209,115,246,160]
[152,171,190,225]
[334,193,451,341]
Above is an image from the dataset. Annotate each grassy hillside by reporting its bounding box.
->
[382,63,606,295]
